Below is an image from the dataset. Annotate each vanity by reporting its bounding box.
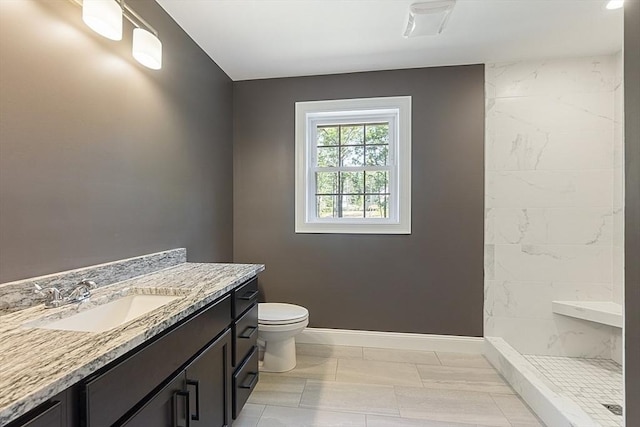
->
[0,249,263,427]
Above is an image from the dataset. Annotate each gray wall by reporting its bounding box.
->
[233,66,485,336]
[625,0,640,423]
[0,0,233,283]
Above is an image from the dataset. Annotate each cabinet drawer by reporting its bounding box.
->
[233,278,258,318]
[232,346,258,419]
[84,296,231,427]
[234,303,258,367]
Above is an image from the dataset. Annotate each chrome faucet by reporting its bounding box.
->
[67,280,97,302]
[34,284,64,308]
[35,280,98,308]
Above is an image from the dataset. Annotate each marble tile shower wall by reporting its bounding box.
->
[484,55,623,360]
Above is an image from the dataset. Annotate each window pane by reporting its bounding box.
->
[341,125,364,145]
[365,171,389,194]
[365,145,388,166]
[365,195,389,218]
[316,172,338,194]
[340,171,364,194]
[317,126,339,146]
[365,123,389,145]
[317,195,338,218]
[341,195,364,218]
[317,146,339,167]
[341,145,364,167]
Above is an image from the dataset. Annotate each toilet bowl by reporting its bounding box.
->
[258,303,309,372]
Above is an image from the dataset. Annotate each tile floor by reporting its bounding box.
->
[235,344,544,426]
[526,354,623,427]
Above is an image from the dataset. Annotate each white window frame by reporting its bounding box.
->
[295,96,411,234]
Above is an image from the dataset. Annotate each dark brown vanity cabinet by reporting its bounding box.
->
[6,276,260,427]
[83,295,232,427]
[120,329,232,427]
[231,278,259,420]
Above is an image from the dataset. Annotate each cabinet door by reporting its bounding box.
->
[119,374,188,427]
[185,329,232,427]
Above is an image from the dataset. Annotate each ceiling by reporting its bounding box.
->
[155,0,623,81]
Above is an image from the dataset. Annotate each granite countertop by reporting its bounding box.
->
[0,262,264,425]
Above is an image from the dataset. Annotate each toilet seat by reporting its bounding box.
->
[259,303,308,325]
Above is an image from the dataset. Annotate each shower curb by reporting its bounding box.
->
[485,336,600,427]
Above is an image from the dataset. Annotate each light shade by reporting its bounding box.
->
[403,0,456,38]
[132,28,162,70]
[82,0,122,41]
[606,0,624,10]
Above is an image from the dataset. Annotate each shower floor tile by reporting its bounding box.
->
[525,354,623,427]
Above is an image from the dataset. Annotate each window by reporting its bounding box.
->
[295,96,411,234]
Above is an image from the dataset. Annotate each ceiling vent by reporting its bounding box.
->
[403,0,456,38]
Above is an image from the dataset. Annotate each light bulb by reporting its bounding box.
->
[132,28,162,70]
[82,0,123,41]
[606,0,624,10]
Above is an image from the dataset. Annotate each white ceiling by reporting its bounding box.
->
[155,0,623,81]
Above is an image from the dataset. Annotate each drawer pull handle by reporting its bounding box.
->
[186,379,200,421]
[239,372,258,389]
[239,290,258,301]
[239,326,257,339]
[173,390,190,427]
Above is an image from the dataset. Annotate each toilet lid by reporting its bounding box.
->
[259,303,308,325]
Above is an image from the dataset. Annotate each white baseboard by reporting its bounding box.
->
[297,328,484,354]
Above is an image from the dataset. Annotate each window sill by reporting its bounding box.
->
[295,222,411,234]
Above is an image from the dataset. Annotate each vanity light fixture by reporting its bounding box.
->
[82,0,122,41]
[403,0,456,38]
[132,28,162,70]
[123,2,163,70]
[74,0,163,70]
[605,0,624,9]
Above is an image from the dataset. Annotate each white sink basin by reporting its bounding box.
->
[34,294,181,333]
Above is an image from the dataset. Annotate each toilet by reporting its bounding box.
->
[258,303,309,372]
